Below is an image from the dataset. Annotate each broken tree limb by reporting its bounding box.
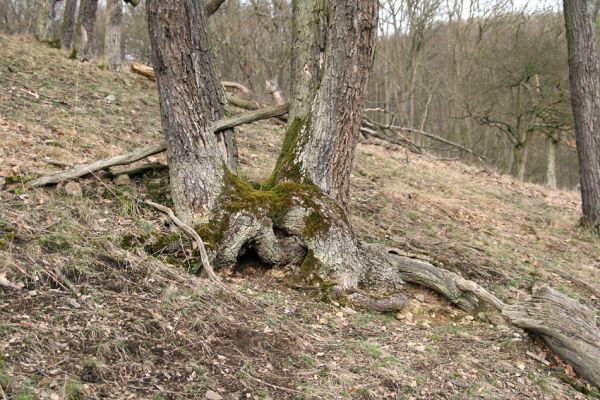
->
[104,162,168,178]
[131,62,155,80]
[29,143,166,187]
[397,126,484,160]
[226,93,260,110]
[223,81,252,96]
[360,126,422,155]
[143,199,221,284]
[503,285,600,387]
[28,103,290,188]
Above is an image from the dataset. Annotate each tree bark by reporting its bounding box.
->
[269,0,378,211]
[146,0,244,224]
[546,132,560,190]
[105,0,122,72]
[503,285,600,387]
[79,0,98,61]
[36,0,61,42]
[563,0,600,231]
[62,0,78,50]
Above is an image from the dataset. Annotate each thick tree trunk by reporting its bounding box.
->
[546,132,560,190]
[79,0,98,61]
[564,0,600,231]
[62,0,78,50]
[105,0,122,72]
[146,0,228,225]
[269,0,378,211]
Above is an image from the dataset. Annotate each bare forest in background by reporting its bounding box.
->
[0,0,583,189]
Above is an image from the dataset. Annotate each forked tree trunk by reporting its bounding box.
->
[79,0,98,61]
[105,0,122,71]
[62,0,78,50]
[564,0,600,231]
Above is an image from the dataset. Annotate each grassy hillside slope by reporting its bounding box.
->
[0,35,599,400]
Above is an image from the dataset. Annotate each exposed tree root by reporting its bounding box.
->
[503,286,600,387]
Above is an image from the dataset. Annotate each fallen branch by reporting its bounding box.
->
[104,162,168,178]
[131,62,155,81]
[223,81,252,96]
[503,285,600,387]
[28,104,290,188]
[29,143,166,187]
[143,199,221,284]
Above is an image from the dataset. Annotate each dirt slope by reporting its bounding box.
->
[1,34,599,400]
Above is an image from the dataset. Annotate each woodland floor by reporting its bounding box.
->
[0,34,599,400]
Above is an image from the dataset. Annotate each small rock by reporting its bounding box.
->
[105,94,116,103]
[415,345,426,352]
[205,390,223,400]
[464,315,475,321]
[342,306,356,315]
[64,181,82,197]
[415,294,425,302]
[114,174,131,186]
[0,177,5,190]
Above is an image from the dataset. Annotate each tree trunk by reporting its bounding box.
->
[546,132,560,190]
[62,0,78,50]
[511,132,532,182]
[36,0,60,42]
[146,0,229,225]
[269,0,378,211]
[504,285,600,387]
[105,0,122,72]
[564,0,600,231]
[79,0,98,61]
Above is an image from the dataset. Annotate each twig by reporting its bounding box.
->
[0,382,7,400]
[142,199,221,284]
[526,351,551,366]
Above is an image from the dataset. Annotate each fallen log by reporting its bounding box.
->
[131,62,155,81]
[503,285,600,387]
[28,103,290,188]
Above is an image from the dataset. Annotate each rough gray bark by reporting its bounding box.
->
[546,132,559,190]
[62,0,78,50]
[105,0,122,72]
[146,0,239,224]
[79,0,98,61]
[563,0,600,231]
[503,286,600,387]
[270,0,378,211]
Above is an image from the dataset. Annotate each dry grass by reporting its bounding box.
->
[0,34,598,399]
